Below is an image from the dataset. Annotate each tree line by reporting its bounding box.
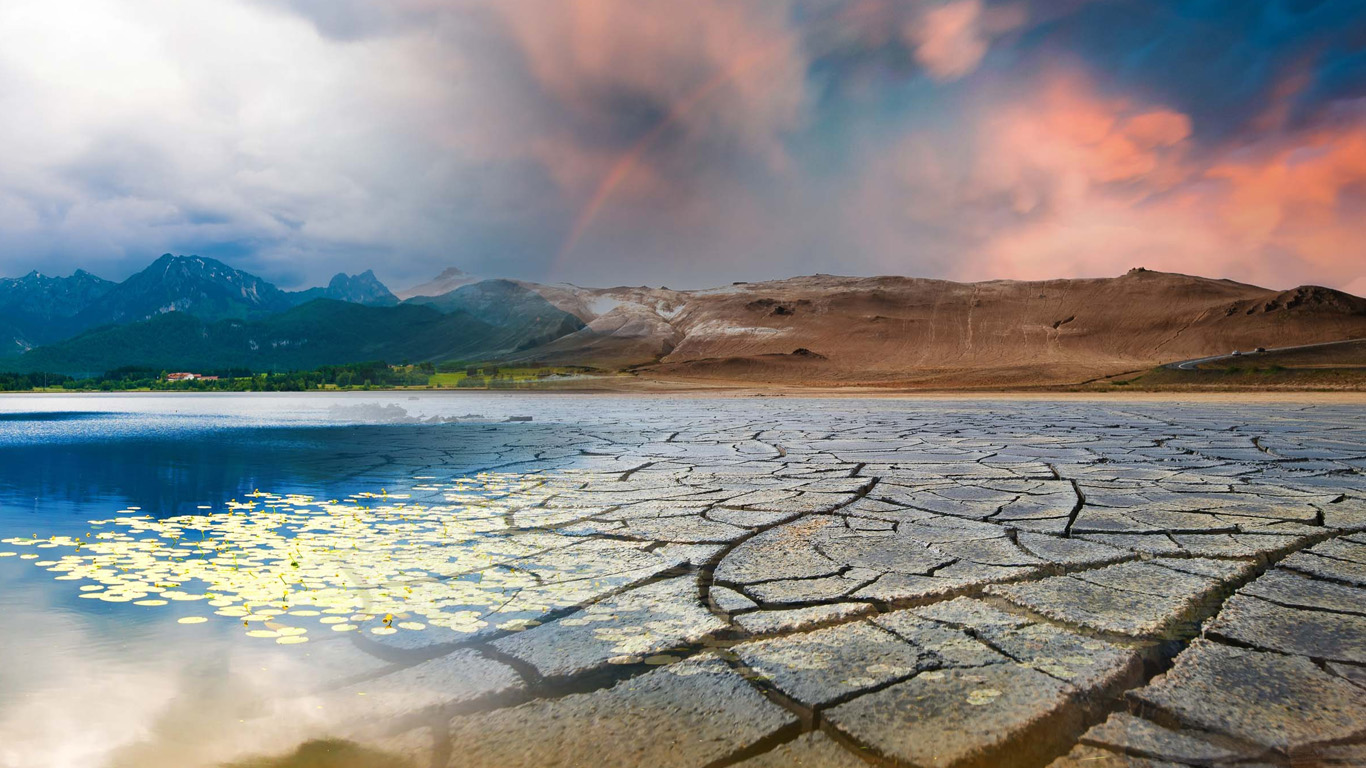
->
[0,361,432,392]
[0,360,565,392]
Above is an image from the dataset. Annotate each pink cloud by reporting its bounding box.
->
[973,71,1191,211]
[908,0,1025,81]
[1205,123,1366,271]
[927,70,1365,291]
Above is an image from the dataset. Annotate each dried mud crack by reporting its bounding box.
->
[16,400,1363,768]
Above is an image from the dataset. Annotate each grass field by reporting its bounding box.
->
[428,366,597,388]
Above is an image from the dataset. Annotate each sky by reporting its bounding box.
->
[0,0,1363,294]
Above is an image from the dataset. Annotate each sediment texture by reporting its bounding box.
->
[250,400,1366,768]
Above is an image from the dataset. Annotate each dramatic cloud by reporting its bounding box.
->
[487,0,810,282]
[847,64,1366,292]
[0,0,488,285]
[966,72,1366,291]
[0,0,1360,291]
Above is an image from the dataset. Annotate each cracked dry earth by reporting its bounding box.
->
[264,400,1366,768]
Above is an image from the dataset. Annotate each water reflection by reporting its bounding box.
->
[0,397,573,768]
[0,575,408,768]
[0,423,555,531]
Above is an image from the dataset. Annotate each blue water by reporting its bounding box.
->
[0,392,592,768]
[0,393,578,536]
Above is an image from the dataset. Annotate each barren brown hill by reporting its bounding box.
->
[509,269,1366,387]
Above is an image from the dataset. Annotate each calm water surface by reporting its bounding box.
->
[0,392,613,768]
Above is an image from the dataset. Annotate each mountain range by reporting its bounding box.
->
[0,255,582,374]
[0,255,407,355]
[2,255,1363,385]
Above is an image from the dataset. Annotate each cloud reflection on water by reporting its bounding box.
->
[0,575,382,768]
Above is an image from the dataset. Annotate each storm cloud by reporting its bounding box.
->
[0,0,1362,292]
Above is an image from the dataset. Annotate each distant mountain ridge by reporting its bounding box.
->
[0,269,116,352]
[0,255,408,354]
[501,268,1366,386]
[1,255,1362,385]
[73,254,297,329]
[10,276,584,375]
[405,279,584,349]
[395,266,480,300]
[0,269,115,319]
[291,270,398,307]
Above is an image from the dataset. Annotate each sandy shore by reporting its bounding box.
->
[462,374,1366,403]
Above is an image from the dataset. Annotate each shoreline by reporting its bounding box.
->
[3,382,1364,404]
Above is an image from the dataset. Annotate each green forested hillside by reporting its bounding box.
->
[404,279,584,347]
[12,300,511,375]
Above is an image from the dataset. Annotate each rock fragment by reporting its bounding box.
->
[445,657,798,768]
[735,621,923,707]
[825,664,1078,768]
[1128,640,1366,751]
